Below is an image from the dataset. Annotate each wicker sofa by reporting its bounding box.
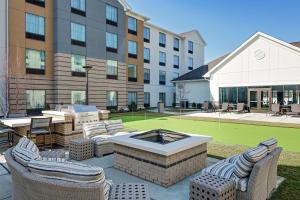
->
[190,139,282,200]
[5,147,109,200]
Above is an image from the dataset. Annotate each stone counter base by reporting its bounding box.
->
[113,143,207,187]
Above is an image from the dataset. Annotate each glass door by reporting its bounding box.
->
[249,90,258,110]
[248,88,271,112]
[261,90,270,111]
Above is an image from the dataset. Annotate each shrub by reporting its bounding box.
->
[128,102,137,112]
[192,102,196,108]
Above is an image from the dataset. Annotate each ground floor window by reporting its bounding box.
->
[219,87,247,104]
[71,91,86,104]
[128,92,137,105]
[159,92,166,104]
[26,90,46,115]
[106,91,118,110]
[144,92,150,108]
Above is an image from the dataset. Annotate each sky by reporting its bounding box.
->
[126,0,300,62]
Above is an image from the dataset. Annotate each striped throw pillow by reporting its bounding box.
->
[28,160,105,183]
[91,135,111,145]
[234,146,268,178]
[12,137,40,166]
[260,138,278,153]
[104,120,123,134]
[83,122,107,138]
[104,180,113,200]
[202,161,235,179]
[224,154,239,164]
[231,173,249,192]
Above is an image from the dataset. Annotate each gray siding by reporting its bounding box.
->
[54,0,126,62]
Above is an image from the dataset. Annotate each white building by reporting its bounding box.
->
[174,32,300,112]
[143,22,206,107]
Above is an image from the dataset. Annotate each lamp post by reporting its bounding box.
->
[83,65,93,105]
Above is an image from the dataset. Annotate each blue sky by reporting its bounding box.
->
[126,0,300,62]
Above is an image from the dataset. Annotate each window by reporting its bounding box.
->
[188,41,193,54]
[71,23,86,46]
[173,55,179,69]
[25,13,45,41]
[25,49,45,74]
[106,5,118,26]
[159,92,166,104]
[173,38,179,51]
[128,41,137,58]
[106,32,118,53]
[106,60,118,79]
[26,90,45,115]
[106,91,118,110]
[159,51,166,66]
[188,57,193,70]
[71,0,86,16]
[144,27,150,43]
[159,32,166,47]
[71,91,86,104]
[26,0,45,7]
[159,70,166,85]
[144,48,150,63]
[128,17,137,35]
[128,64,137,82]
[71,54,86,76]
[144,68,150,84]
[144,92,150,108]
[128,92,137,105]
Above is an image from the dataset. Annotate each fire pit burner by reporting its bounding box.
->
[130,129,190,144]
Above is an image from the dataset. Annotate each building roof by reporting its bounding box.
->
[172,65,209,82]
[204,32,300,78]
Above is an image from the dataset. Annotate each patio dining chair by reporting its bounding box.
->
[201,102,209,112]
[232,103,245,113]
[267,104,281,116]
[0,126,14,146]
[27,117,52,149]
[286,104,300,117]
[216,103,229,113]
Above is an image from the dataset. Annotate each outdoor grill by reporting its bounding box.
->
[55,104,99,131]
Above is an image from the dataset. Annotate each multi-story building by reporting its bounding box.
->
[143,23,206,107]
[0,0,206,116]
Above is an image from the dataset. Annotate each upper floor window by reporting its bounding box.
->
[26,13,45,41]
[106,32,118,53]
[173,55,179,69]
[71,91,86,105]
[128,64,137,82]
[106,60,118,79]
[144,27,150,43]
[159,51,166,66]
[106,5,118,26]
[144,68,150,84]
[26,0,45,7]
[71,54,86,77]
[128,40,137,58]
[159,70,166,85]
[188,40,194,54]
[128,16,137,35]
[159,32,166,47]
[25,49,45,75]
[71,0,86,16]
[173,38,179,51]
[71,23,86,46]
[144,48,150,63]
[188,57,193,70]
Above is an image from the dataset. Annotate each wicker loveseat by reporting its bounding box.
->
[190,139,282,200]
[5,148,109,200]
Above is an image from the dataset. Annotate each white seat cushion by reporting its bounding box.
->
[28,160,105,183]
[12,137,40,166]
[231,173,249,192]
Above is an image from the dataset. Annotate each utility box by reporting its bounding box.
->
[157,102,165,113]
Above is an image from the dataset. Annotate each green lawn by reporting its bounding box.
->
[110,112,300,200]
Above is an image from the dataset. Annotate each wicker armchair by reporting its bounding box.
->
[5,148,108,200]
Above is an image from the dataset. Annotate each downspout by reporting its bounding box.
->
[5,0,9,118]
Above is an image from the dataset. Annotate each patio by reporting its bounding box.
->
[0,148,285,200]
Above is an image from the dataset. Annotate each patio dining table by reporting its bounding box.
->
[0,116,66,128]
